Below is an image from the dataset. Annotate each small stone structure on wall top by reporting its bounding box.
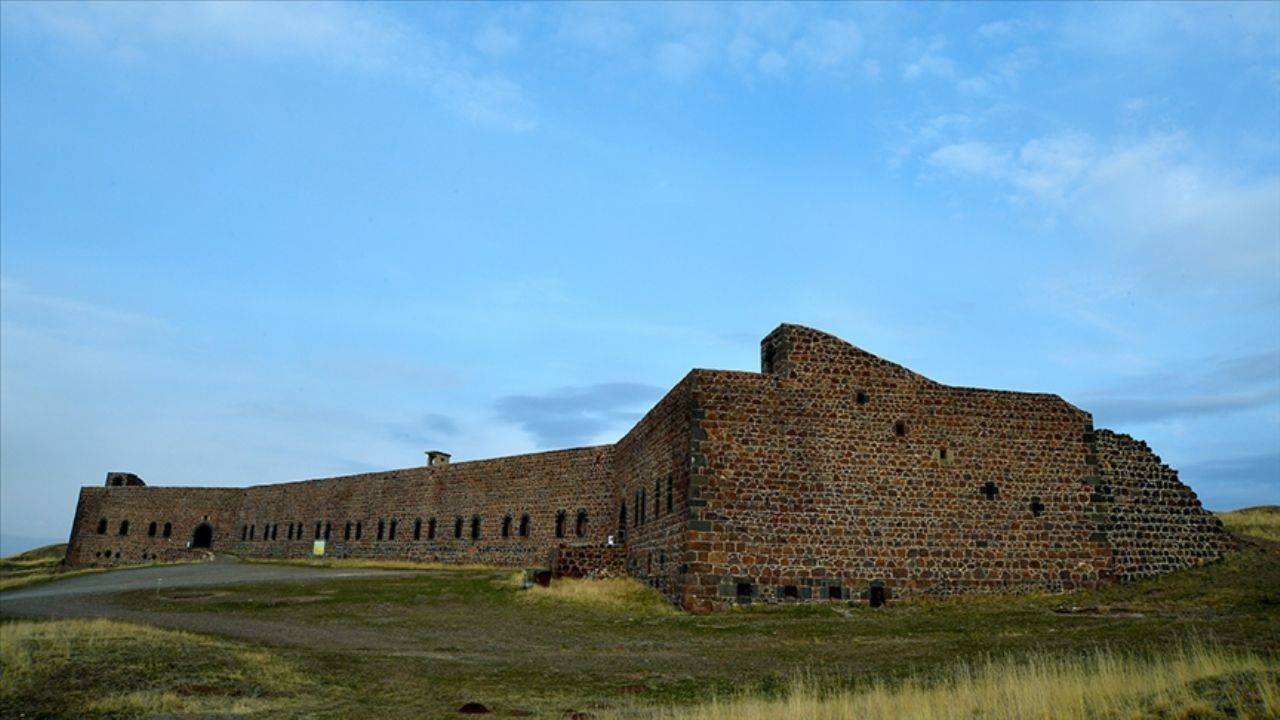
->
[64,324,1233,612]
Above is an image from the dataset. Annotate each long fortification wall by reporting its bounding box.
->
[61,323,1235,613]
[66,446,617,569]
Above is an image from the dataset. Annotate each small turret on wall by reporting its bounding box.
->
[105,472,145,487]
[426,450,451,467]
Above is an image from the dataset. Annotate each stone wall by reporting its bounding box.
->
[612,375,695,603]
[66,446,617,569]
[66,486,243,566]
[683,325,1107,611]
[553,544,627,578]
[62,323,1233,613]
[1091,429,1233,580]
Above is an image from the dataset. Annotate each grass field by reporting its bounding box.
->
[0,543,83,592]
[1219,506,1280,543]
[2,520,1278,718]
[0,618,318,717]
[645,644,1278,720]
[0,543,203,592]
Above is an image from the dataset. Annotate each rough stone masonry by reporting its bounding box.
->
[64,324,1233,612]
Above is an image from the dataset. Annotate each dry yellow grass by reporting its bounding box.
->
[1218,506,1280,543]
[636,644,1278,720]
[0,566,107,592]
[523,576,677,615]
[0,543,207,592]
[1,619,315,716]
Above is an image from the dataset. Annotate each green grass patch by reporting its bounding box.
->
[0,618,322,718]
[4,542,1278,718]
[1219,505,1280,543]
[0,544,204,592]
[626,644,1279,720]
[522,576,678,616]
[0,543,78,591]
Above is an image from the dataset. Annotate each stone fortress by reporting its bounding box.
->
[65,324,1233,612]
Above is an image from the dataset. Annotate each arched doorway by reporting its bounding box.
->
[191,523,213,549]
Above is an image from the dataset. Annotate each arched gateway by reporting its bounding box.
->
[191,523,213,549]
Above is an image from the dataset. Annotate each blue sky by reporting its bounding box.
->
[1,2,1277,552]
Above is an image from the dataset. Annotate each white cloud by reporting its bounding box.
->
[474,24,520,57]
[0,277,167,332]
[4,2,405,70]
[1060,2,1280,62]
[957,46,1036,96]
[977,19,1019,40]
[2,1,534,130]
[792,19,861,70]
[928,132,1280,282]
[928,141,1009,178]
[655,40,706,81]
[757,50,788,76]
[903,41,956,81]
[557,4,866,82]
[556,6,637,54]
[976,18,1044,41]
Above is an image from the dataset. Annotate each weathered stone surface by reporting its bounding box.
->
[553,545,626,579]
[63,324,1231,612]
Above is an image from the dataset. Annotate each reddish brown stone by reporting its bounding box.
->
[63,324,1232,612]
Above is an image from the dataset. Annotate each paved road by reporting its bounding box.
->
[0,554,406,603]
[0,556,421,652]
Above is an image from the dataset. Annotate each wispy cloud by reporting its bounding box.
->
[384,413,460,447]
[0,277,167,333]
[1,1,534,130]
[1059,2,1280,63]
[903,38,956,81]
[976,18,1045,42]
[557,4,868,82]
[927,131,1280,283]
[494,382,663,448]
[792,19,862,71]
[1179,452,1280,510]
[1081,351,1280,425]
[1089,388,1280,425]
[474,24,520,57]
[556,5,638,55]
[956,46,1036,95]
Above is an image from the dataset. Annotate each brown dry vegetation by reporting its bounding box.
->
[522,576,678,616]
[1219,506,1280,543]
[0,543,203,592]
[2,527,1278,718]
[635,645,1278,720]
[0,618,317,717]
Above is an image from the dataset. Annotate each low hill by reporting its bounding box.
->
[0,544,66,591]
[1,543,67,563]
[1217,505,1280,542]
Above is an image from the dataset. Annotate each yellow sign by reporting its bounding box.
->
[312,540,326,556]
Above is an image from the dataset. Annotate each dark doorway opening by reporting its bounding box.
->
[191,523,213,549]
[869,584,887,608]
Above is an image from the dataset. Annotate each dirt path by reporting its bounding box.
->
[0,556,424,654]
